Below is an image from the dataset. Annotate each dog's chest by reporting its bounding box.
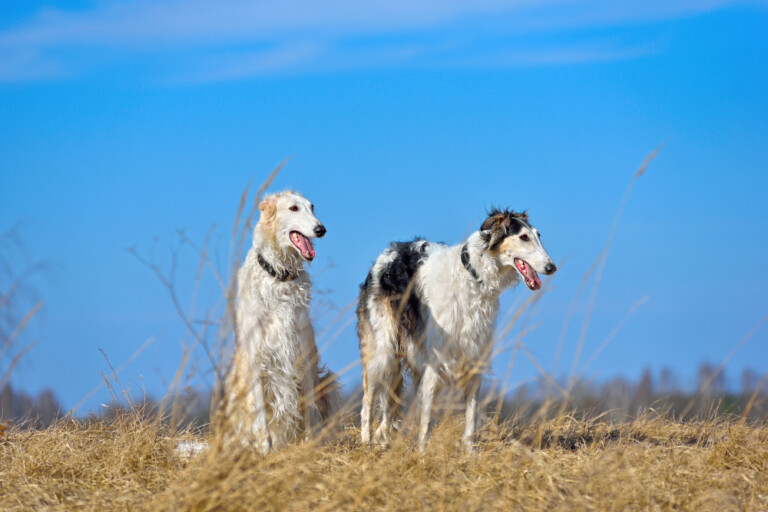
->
[418,266,500,369]
[420,265,499,338]
[238,271,312,341]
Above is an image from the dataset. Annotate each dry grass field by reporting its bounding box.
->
[2,409,767,511]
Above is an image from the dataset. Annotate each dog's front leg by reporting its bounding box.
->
[417,365,440,452]
[303,363,322,440]
[462,373,482,452]
[251,374,272,455]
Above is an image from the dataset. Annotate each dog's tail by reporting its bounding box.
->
[317,365,343,427]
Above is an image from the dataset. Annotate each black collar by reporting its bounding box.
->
[461,243,481,282]
[257,253,298,282]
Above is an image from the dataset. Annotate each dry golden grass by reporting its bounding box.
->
[2,410,767,511]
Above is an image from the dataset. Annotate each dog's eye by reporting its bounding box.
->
[520,234,530,241]
[289,205,299,212]
[310,204,315,212]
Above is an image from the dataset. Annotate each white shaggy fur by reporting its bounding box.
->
[224,191,341,454]
[358,210,556,450]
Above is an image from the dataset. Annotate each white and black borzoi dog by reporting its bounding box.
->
[357,209,556,450]
[223,191,341,454]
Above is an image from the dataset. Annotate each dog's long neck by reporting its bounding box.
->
[251,224,305,278]
[463,232,519,294]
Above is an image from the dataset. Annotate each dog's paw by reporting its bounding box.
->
[373,426,392,449]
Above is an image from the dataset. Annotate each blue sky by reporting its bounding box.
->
[1,1,767,412]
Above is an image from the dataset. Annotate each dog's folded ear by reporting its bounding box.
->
[259,196,277,225]
[480,212,511,249]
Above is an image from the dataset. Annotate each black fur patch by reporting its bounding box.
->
[378,239,431,333]
[379,240,427,294]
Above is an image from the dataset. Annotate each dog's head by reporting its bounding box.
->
[480,208,556,290]
[258,192,326,262]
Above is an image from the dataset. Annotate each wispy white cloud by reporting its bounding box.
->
[0,0,743,82]
[181,42,325,83]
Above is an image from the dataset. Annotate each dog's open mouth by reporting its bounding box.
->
[290,231,315,261]
[514,258,541,291]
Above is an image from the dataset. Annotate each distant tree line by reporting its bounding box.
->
[1,363,766,429]
[498,364,767,422]
[0,384,61,427]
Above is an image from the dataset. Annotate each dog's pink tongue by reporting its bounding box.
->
[516,259,541,290]
[528,269,541,290]
[296,233,315,260]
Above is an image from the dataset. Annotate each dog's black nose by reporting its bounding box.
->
[544,262,557,275]
[314,224,326,238]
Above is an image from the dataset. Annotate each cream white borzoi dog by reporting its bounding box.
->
[223,191,341,454]
[357,209,556,450]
